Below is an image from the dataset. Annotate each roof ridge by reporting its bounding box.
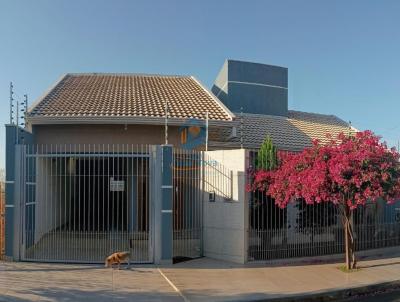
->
[233,112,287,120]
[289,109,338,118]
[66,72,191,78]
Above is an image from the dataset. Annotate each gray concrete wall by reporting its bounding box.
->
[211,60,288,116]
[203,149,249,264]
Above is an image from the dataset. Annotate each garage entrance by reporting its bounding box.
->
[21,145,152,263]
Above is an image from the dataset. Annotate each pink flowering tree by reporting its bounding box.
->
[251,131,400,270]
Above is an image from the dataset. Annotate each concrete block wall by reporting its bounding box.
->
[203,149,249,264]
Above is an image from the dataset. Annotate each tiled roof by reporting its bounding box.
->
[28,73,233,122]
[209,110,354,151]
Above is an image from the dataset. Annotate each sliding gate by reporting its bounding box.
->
[173,149,204,260]
[20,144,152,263]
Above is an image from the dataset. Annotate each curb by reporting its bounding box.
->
[243,280,400,302]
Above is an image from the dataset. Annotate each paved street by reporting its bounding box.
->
[342,290,400,302]
[1,254,400,301]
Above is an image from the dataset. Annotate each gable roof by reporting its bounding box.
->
[27,73,234,125]
[209,110,355,151]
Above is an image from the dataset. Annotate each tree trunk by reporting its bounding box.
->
[344,207,357,270]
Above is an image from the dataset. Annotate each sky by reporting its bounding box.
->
[0,0,399,170]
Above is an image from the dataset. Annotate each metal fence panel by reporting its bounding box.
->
[248,150,400,262]
[21,144,152,264]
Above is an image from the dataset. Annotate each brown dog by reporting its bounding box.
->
[105,251,130,269]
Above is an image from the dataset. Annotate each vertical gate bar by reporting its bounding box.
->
[176,150,179,257]
[88,144,92,261]
[139,144,141,261]
[77,144,80,261]
[48,145,56,258]
[146,145,149,262]
[108,144,115,253]
[191,150,194,257]
[56,144,59,260]
[134,144,136,260]
[54,144,57,260]
[131,144,134,260]
[118,145,121,254]
[185,148,188,257]
[140,144,147,261]
[126,144,129,259]
[181,150,184,257]
[196,150,199,257]
[142,144,145,261]
[83,144,85,260]
[182,149,185,258]
[95,144,98,261]
[69,144,72,261]
[102,144,105,260]
[132,144,134,260]
[49,144,52,261]
[193,150,196,258]
[122,144,124,254]
[64,144,67,260]
[135,145,138,261]
[178,149,180,257]
[107,144,110,255]
[189,150,192,257]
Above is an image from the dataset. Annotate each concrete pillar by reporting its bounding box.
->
[153,145,173,264]
[5,125,34,261]
[4,125,16,259]
[160,145,173,263]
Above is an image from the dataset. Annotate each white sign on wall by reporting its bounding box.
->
[110,177,125,192]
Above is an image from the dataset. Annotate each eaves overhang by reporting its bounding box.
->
[26,116,235,127]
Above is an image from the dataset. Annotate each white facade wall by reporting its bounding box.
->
[203,149,249,264]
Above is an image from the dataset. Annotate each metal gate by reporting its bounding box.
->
[173,149,204,260]
[172,149,233,261]
[20,144,153,263]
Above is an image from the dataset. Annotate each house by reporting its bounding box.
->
[5,59,396,265]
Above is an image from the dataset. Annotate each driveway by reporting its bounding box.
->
[0,262,181,302]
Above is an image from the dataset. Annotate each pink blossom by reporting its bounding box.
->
[250,131,400,210]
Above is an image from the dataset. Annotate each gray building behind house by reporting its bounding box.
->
[212,60,288,117]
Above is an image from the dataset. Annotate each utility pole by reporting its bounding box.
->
[165,101,169,145]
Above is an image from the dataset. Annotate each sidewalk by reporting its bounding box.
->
[161,255,400,301]
[1,253,400,302]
